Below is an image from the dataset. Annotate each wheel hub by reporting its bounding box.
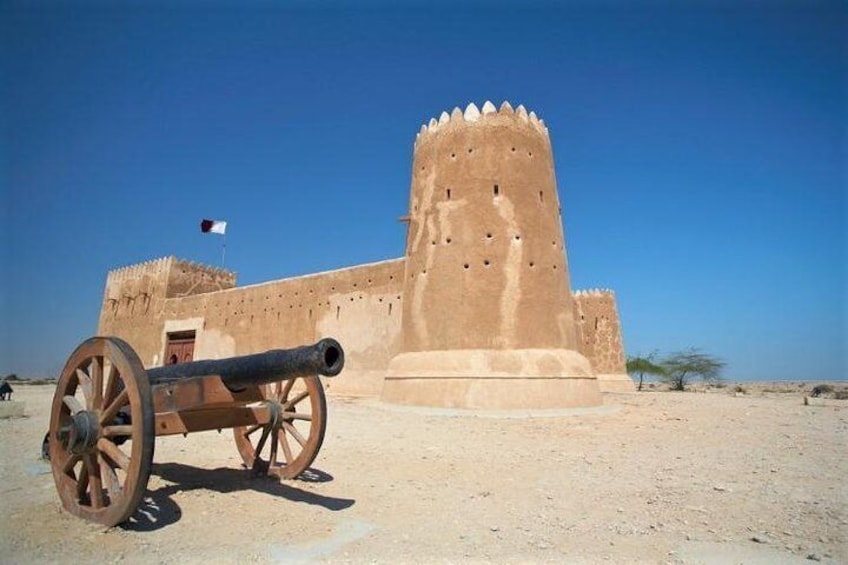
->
[63,410,100,455]
[266,400,284,429]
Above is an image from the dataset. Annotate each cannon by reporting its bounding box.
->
[46,336,344,527]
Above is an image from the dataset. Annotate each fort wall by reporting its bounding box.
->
[98,257,405,397]
[96,100,630,407]
[99,257,181,368]
[573,289,634,392]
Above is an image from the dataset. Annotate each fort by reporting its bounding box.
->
[97,101,634,408]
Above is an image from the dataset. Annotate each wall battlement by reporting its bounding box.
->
[167,258,237,298]
[414,101,550,148]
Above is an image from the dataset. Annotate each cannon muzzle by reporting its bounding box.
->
[146,338,344,390]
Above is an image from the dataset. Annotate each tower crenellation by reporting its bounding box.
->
[414,101,550,148]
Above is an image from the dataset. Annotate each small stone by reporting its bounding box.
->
[490,526,499,532]
[806,554,822,562]
[750,535,768,544]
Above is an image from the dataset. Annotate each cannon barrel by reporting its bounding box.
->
[146,338,344,390]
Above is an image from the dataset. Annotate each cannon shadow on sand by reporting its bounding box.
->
[121,463,354,532]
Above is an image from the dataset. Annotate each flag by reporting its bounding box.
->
[201,219,227,235]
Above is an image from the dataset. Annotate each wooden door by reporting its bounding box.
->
[165,332,195,365]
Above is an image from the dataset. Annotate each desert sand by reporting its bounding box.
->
[1,382,845,564]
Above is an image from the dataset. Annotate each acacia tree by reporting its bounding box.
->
[660,348,725,391]
[626,354,665,391]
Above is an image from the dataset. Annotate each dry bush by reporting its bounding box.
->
[811,384,835,397]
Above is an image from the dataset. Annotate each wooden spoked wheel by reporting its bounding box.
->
[233,376,327,479]
[48,337,154,527]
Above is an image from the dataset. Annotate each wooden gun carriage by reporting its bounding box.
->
[46,336,344,527]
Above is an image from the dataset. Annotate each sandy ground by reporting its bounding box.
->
[0,382,845,564]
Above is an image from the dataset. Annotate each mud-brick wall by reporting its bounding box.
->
[166,259,237,298]
[98,257,237,368]
[572,289,627,375]
[161,259,406,396]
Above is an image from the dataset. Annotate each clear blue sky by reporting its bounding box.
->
[2,1,845,381]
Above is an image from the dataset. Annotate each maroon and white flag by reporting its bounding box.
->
[200,219,227,235]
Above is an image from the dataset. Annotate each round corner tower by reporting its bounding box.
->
[380,101,602,409]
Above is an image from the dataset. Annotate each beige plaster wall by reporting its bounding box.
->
[398,102,576,353]
[99,257,182,368]
[573,289,634,392]
[99,257,405,397]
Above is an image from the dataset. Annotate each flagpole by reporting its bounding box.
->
[222,234,226,266]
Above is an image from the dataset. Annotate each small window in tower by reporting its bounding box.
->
[493,184,499,196]
[447,189,451,200]
[336,306,340,319]
[539,190,544,203]
[388,303,393,315]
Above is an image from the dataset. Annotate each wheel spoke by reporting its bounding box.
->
[90,356,104,410]
[62,453,82,475]
[102,425,133,438]
[282,421,306,447]
[84,454,104,509]
[254,426,270,458]
[278,379,295,402]
[63,395,84,415]
[269,428,279,468]
[100,389,129,426]
[97,438,130,470]
[76,369,92,407]
[279,430,293,463]
[243,424,263,437]
[103,363,119,406]
[99,457,121,500]
[282,390,309,411]
[282,412,312,421]
[76,459,90,501]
